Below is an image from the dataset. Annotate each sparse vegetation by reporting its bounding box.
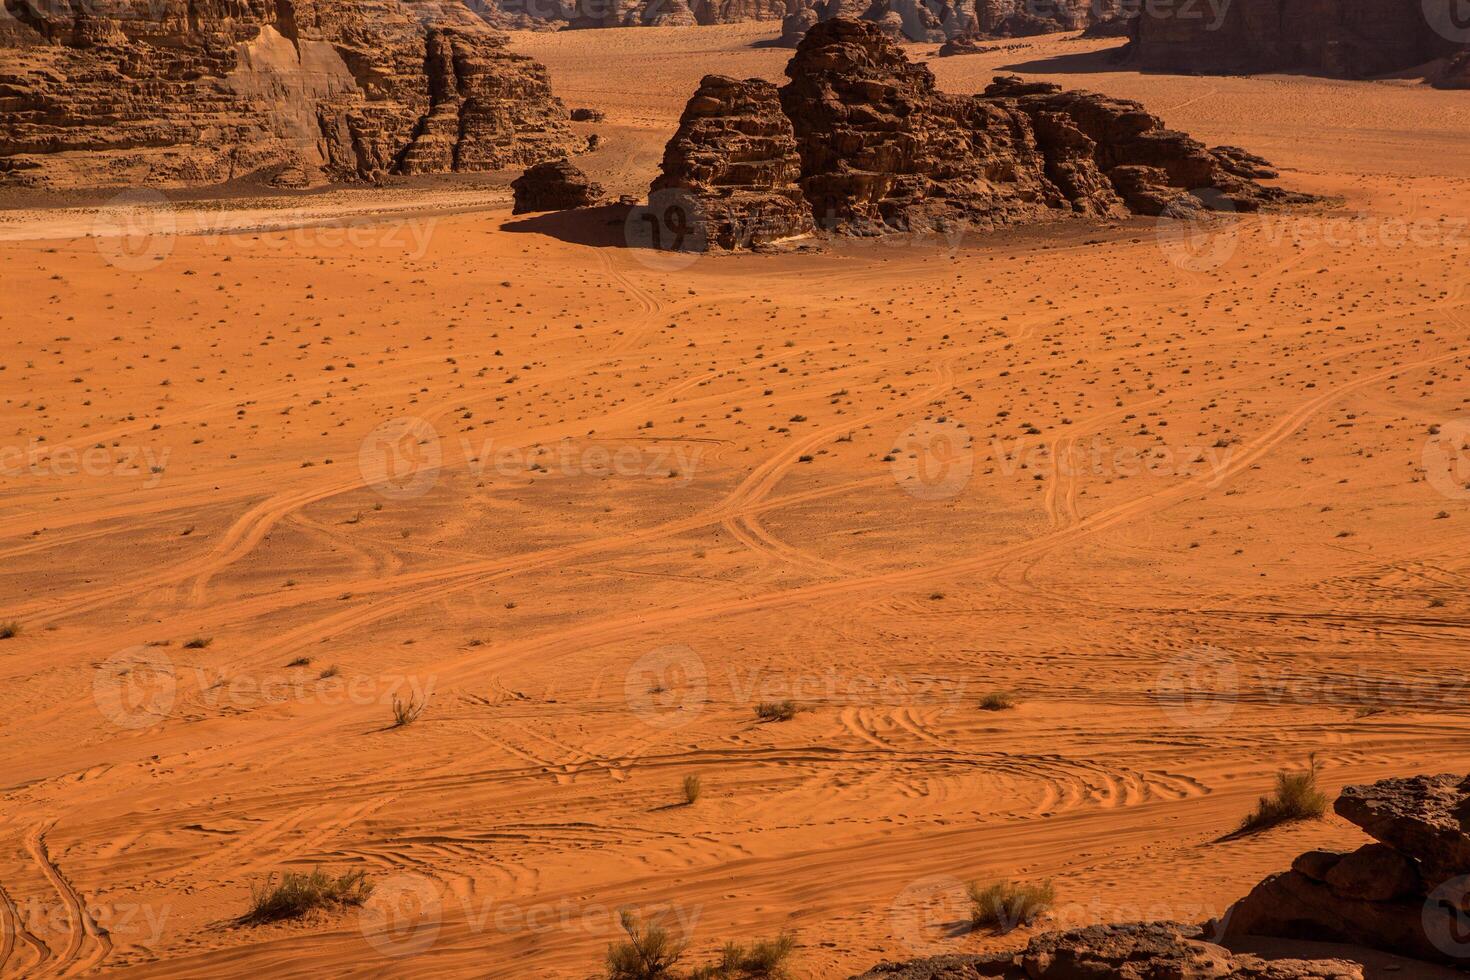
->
[606,910,686,980]
[967,879,1054,932]
[1235,759,1329,835]
[689,931,797,979]
[0,621,20,640]
[241,868,372,924]
[392,694,427,727]
[978,691,1017,711]
[682,774,702,805]
[755,701,797,723]
[183,636,213,649]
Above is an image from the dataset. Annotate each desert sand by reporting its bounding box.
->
[2,24,1470,979]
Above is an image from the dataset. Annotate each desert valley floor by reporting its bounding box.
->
[3,24,1470,979]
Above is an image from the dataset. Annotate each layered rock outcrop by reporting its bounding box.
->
[780,0,1118,47]
[649,74,813,248]
[652,19,1301,250]
[511,158,604,212]
[1223,773,1470,969]
[1125,0,1468,84]
[566,0,784,28]
[854,922,1365,979]
[0,0,581,188]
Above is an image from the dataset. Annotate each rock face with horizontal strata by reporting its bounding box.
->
[650,18,1299,250]
[0,0,581,188]
[1125,0,1467,84]
[649,73,814,249]
[780,0,1120,47]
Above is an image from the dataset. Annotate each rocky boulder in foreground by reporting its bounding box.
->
[1223,773,1470,968]
[853,922,1364,979]
[650,18,1303,250]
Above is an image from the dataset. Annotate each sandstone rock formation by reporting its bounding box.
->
[651,19,1301,250]
[854,922,1365,979]
[567,0,784,29]
[936,34,1001,56]
[780,0,1119,47]
[1125,0,1468,84]
[397,28,580,175]
[0,1,581,188]
[1223,773,1470,969]
[511,158,605,212]
[648,74,813,248]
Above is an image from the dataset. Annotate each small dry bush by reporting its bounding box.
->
[967,879,1054,932]
[242,868,371,924]
[978,692,1016,711]
[1237,761,1328,835]
[690,931,797,979]
[392,694,427,727]
[606,911,686,980]
[754,701,797,722]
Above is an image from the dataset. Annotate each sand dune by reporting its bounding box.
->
[2,23,1469,980]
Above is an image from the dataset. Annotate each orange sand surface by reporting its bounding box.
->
[2,23,1470,979]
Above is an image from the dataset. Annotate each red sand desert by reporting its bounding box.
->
[3,23,1470,980]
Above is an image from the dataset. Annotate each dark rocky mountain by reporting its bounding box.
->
[1124,0,1469,85]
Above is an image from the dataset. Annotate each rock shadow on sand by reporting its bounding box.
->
[500,203,636,248]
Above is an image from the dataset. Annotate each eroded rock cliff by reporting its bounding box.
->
[0,0,581,187]
[1125,0,1467,83]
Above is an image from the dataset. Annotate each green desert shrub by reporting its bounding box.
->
[690,931,796,979]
